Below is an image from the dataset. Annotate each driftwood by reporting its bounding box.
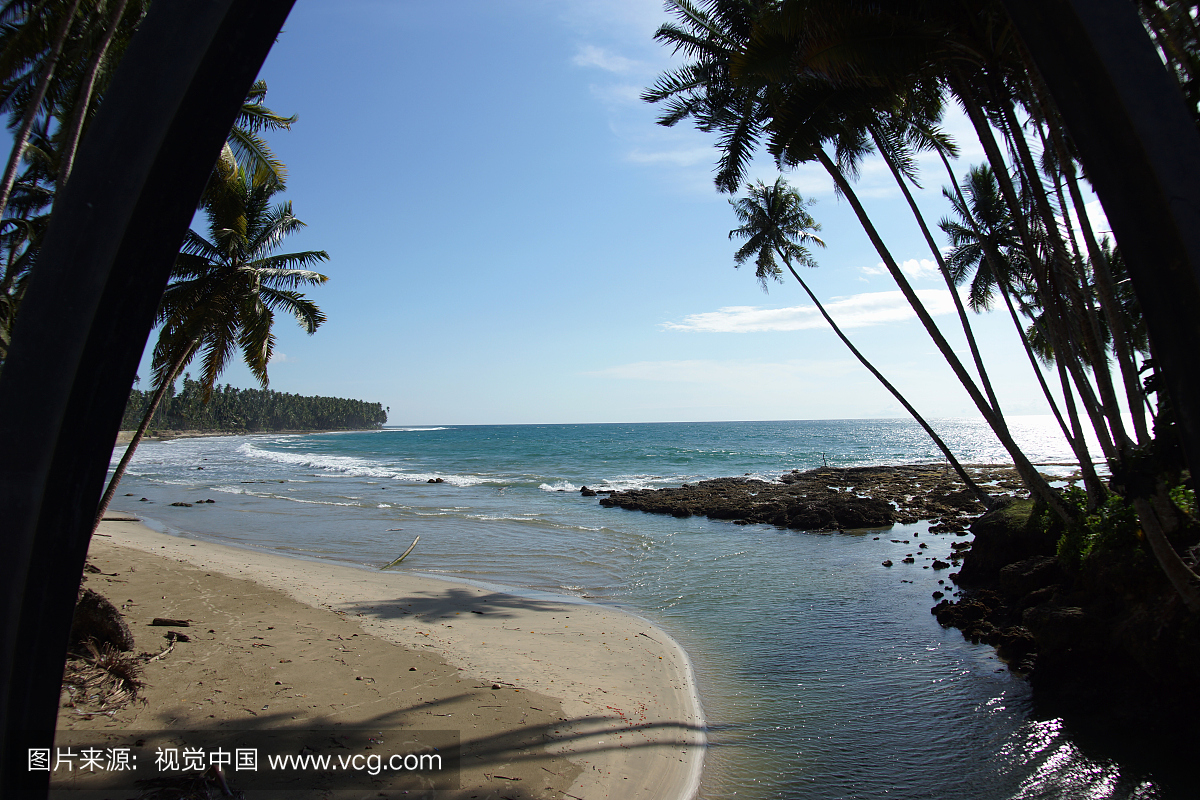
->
[381,536,420,569]
[150,617,190,627]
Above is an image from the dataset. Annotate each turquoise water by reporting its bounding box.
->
[110,417,1182,798]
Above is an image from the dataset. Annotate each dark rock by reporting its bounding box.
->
[994,626,1038,661]
[882,560,893,567]
[1022,603,1094,652]
[580,486,597,497]
[71,588,134,652]
[170,502,193,507]
[427,478,445,484]
[962,619,998,644]
[934,489,985,512]
[931,559,951,570]
[999,555,1064,599]
[901,556,915,564]
[956,499,1055,586]
[599,465,1022,532]
[1015,584,1060,612]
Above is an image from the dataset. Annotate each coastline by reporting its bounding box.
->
[70,516,705,799]
[113,428,382,444]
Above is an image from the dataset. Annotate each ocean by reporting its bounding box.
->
[107,416,1184,799]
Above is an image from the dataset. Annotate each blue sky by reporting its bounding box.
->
[139,0,1107,426]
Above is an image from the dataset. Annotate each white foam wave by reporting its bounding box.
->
[236,442,486,486]
[266,495,359,507]
[379,427,450,432]
[539,481,579,492]
[465,513,539,522]
[377,503,392,508]
[592,474,687,491]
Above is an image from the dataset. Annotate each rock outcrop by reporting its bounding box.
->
[598,464,1018,532]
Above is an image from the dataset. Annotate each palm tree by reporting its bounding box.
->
[52,0,148,190]
[939,164,1107,504]
[93,165,329,527]
[0,0,84,220]
[731,176,993,504]
[646,0,1080,521]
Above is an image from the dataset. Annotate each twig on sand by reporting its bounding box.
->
[144,639,176,663]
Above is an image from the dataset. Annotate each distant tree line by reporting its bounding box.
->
[120,375,387,432]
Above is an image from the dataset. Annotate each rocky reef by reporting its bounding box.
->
[598,464,1025,531]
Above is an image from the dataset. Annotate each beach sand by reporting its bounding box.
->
[58,517,705,799]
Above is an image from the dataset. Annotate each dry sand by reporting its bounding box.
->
[58,517,705,799]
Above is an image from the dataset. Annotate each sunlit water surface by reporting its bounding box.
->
[109,418,1184,798]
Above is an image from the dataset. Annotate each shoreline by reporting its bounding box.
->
[114,428,384,444]
[71,516,706,799]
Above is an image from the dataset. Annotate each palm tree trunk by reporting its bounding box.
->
[870,125,1003,419]
[995,97,1134,455]
[1131,497,1200,613]
[935,150,1083,461]
[998,278,1107,504]
[981,73,1200,610]
[781,258,993,506]
[56,0,130,189]
[1052,344,1108,506]
[958,86,1120,462]
[1060,156,1152,445]
[815,148,1073,522]
[92,343,193,530]
[0,0,84,220]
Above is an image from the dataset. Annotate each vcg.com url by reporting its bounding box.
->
[267,752,443,777]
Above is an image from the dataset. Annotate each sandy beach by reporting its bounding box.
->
[60,516,705,799]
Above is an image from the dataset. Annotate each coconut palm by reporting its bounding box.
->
[646,0,1083,521]
[93,165,329,527]
[731,176,993,504]
[0,0,84,219]
[940,164,1109,504]
[52,0,148,189]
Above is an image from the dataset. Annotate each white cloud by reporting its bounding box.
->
[587,82,644,107]
[663,289,957,333]
[559,0,671,44]
[625,145,715,167]
[270,352,293,364]
[573,44,645,74]
[861,258,941,281]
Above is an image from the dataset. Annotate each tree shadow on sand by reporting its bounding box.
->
[115,701,711,799]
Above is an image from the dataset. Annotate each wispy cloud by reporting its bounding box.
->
[663,289,956,332]
[625,145,715,167]
[588,82,644,106]
[572,44,646,74]
[861,258,942,280]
